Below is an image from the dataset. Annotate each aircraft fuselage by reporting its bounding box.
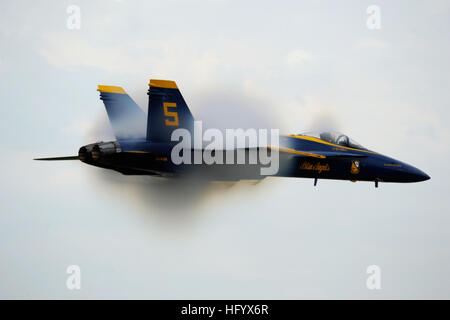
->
[77,135,430,184]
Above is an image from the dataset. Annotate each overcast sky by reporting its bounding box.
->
[1,0,450,299]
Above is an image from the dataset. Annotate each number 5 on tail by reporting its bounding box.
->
[164,102,179,126]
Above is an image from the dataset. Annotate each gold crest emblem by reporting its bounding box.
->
[351,160,360,174]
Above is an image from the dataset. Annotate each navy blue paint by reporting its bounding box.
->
[147,86,194,142]
[99,91,146,140]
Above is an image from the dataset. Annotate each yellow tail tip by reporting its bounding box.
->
[97,85,126,94]
[149,79,178,89]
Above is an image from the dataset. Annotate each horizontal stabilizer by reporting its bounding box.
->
[34,156,79,161]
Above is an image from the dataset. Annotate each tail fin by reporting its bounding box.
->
[97,85,146,140]
[146,79,194,142]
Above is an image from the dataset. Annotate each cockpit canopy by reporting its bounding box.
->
[299,131,365,149]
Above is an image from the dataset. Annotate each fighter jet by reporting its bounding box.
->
[35,79,430,187]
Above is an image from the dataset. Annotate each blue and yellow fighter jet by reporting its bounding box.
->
[35,79,430,187]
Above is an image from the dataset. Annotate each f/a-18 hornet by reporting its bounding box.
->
[35,79,430,187]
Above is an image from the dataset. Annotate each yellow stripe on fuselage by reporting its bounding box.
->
[285,135,378,155]
[97,85,126,94]
[149,79,178,89]
[268,146,326,158]
[124,151,150,154]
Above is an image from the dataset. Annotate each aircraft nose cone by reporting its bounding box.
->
[405,165,430,182]
[415,170,430,182]
[379,156,430,183]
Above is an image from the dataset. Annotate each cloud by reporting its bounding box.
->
[39,33,156,75]
[63,114,116,142]
[356,37,388,50]
[285,49,312,68]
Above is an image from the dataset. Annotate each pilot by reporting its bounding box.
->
[319,132,334,143]
[336,134,349,147]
